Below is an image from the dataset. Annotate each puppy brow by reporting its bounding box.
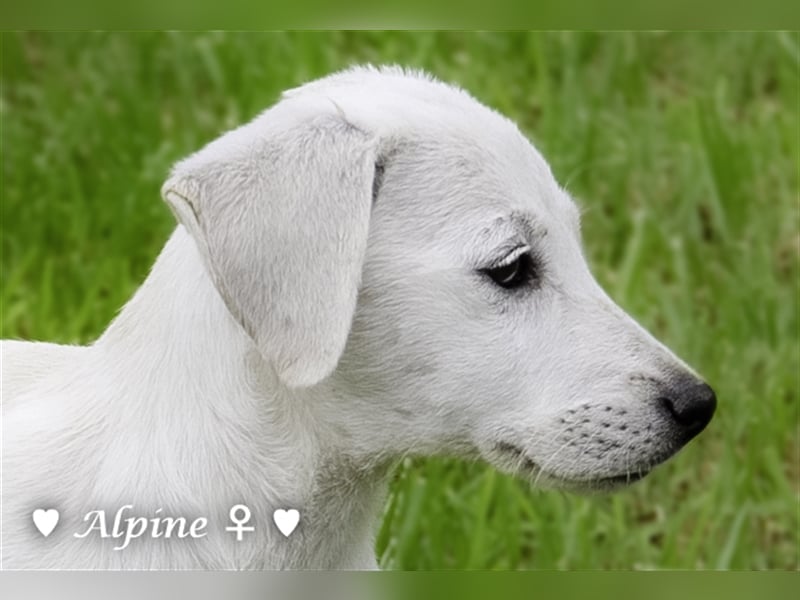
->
[508,212,542,240]
[471,212,542,265]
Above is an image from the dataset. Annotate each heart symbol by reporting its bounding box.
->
[273,508,300,537]
[32,509,59,537]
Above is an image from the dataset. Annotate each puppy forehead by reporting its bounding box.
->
[288,66,579,236]
[287,66,550,174]
[376,136,577,243]
[285,65,496,128]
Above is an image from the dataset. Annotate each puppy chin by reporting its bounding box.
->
[544,470,651,494]
[484,440,652,493]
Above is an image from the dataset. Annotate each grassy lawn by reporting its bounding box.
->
[2,31,797,570]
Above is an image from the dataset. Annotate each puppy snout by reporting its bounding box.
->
[658,378,716,439]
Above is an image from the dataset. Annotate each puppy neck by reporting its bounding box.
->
[94,226,386,567]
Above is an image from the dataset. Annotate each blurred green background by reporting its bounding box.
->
[1,32,797,569]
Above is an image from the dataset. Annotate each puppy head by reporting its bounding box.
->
[163,66,715,491]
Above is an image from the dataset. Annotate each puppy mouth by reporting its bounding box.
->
[493,442,651,491]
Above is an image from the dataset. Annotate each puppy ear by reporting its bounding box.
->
[161,97,378,388]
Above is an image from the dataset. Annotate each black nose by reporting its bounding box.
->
[658,379,716,438]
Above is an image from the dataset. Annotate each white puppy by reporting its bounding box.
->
[1,66,715,569]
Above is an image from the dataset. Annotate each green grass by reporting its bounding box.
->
[2,32,798,570]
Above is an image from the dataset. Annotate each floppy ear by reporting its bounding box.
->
[161,97,379,388]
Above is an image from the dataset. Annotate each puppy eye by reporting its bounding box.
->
[482,252,537,289]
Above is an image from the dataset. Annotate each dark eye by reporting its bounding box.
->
[482,252,537,289]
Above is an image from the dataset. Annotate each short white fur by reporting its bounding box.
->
[2,66,700,569]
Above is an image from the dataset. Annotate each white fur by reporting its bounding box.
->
[2,66,704,569]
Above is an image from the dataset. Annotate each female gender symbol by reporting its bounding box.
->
[225,504,255,541]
